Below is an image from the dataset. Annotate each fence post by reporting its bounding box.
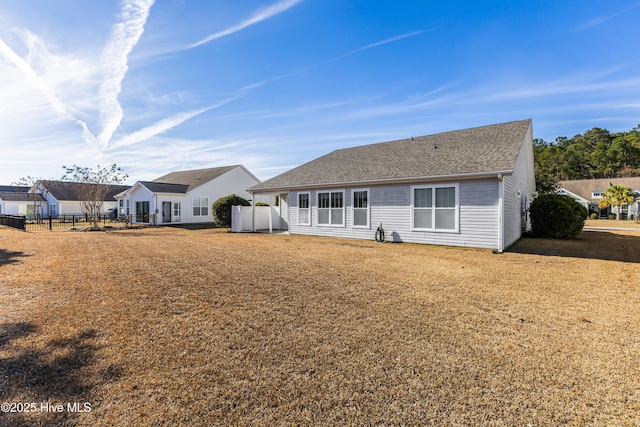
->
[49,215,52,231]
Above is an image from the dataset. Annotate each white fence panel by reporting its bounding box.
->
[231,206,281,232]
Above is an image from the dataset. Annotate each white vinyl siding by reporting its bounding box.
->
[288,180,499,249]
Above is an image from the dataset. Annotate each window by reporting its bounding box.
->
[352,189,369,228]
[173,202,181,221]
[592,191,603,198]
[126,199,130,215]
[193,197,209,216]
[298,193,310,225]
[318,190,344,225]
[412,184,458,231]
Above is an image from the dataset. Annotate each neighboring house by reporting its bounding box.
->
[0,186,45,218]
[248,119,535,252]
[556,177,640,218]
[116,165,262,225]
[33,181,131,218]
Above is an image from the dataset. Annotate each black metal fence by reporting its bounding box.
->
[0,214,26,231]
[0,214,130,232]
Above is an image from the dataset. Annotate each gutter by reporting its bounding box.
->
[249,169,514,194]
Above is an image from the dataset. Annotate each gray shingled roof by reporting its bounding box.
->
[557,177,640,202]
[40,181,131,202]
[153,165,239,191]
[0,186,29,193]
[250,120,532,192]
[0,191,45,202]
[139,181,189,194]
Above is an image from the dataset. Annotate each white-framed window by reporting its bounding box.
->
[173,202,181,220]
[298,193,310,225]
[193,197,209,216]
[49,203,57,218]
[411,183,459,232]
[352,189,369,228]
[125,199,130,215]
[317,190,344,226]
[592,191,603,198]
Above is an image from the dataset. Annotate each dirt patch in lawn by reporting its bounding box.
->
[1,227,639,426]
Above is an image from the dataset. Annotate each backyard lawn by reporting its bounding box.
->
[1,226,639,426]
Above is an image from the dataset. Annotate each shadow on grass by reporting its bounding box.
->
[0,248,29,266]
[509,230,640,263]
[0,322,123,426]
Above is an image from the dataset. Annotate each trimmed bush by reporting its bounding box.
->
[608,213,616,220]
[529,193,588,239]
[590,212,598,220]
[212,194,250,227]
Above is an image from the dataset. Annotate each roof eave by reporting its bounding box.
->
[249,170,514,193]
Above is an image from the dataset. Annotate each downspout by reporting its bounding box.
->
[250,191,255,232]
[497,173,504,253]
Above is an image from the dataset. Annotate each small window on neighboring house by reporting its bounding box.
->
[298,193,310,225]
[318,191,344,225]
[592,191,603,198]
[193,197,209,216]
[352,189,369,228]
[173,202,181,220]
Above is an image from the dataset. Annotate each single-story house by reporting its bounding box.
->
[32,180,131,218]
[248,119,536,252]
[0,186,45,218]
[556,177,640,218]
[116,165,263,225]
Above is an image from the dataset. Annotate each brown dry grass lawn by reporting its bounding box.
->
[1,226,639,426]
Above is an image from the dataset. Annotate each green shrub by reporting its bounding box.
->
[211,194,250,227]
[529,193,588,239]
[590,213,598,220]
[620,212,628,220]
[608,213,616,220]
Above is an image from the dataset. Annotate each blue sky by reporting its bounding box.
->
[1,0,639,184]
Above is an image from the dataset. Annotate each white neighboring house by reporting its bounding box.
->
[248,120,536,253]
[32,181,130,218]
[116,165,263,225]
[0,186,45,218]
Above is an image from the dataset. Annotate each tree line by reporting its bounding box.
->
[534,125,640,192]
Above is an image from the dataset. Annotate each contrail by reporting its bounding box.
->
[97,0,155,149]
[109,98,236,150]
[188,0,303,49]
[0,36,99,149]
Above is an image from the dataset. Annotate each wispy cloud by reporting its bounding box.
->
[109,98,235,150]
[97,0,155,149]
[331,30,427,62]
[188,0,303,49]
[238,30,428,92]
[0,36,99,149]
[574,3,640,31]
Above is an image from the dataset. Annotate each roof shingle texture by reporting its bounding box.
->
[40,181,130,201]
[250,120,532,191]
[153,165,239,191]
